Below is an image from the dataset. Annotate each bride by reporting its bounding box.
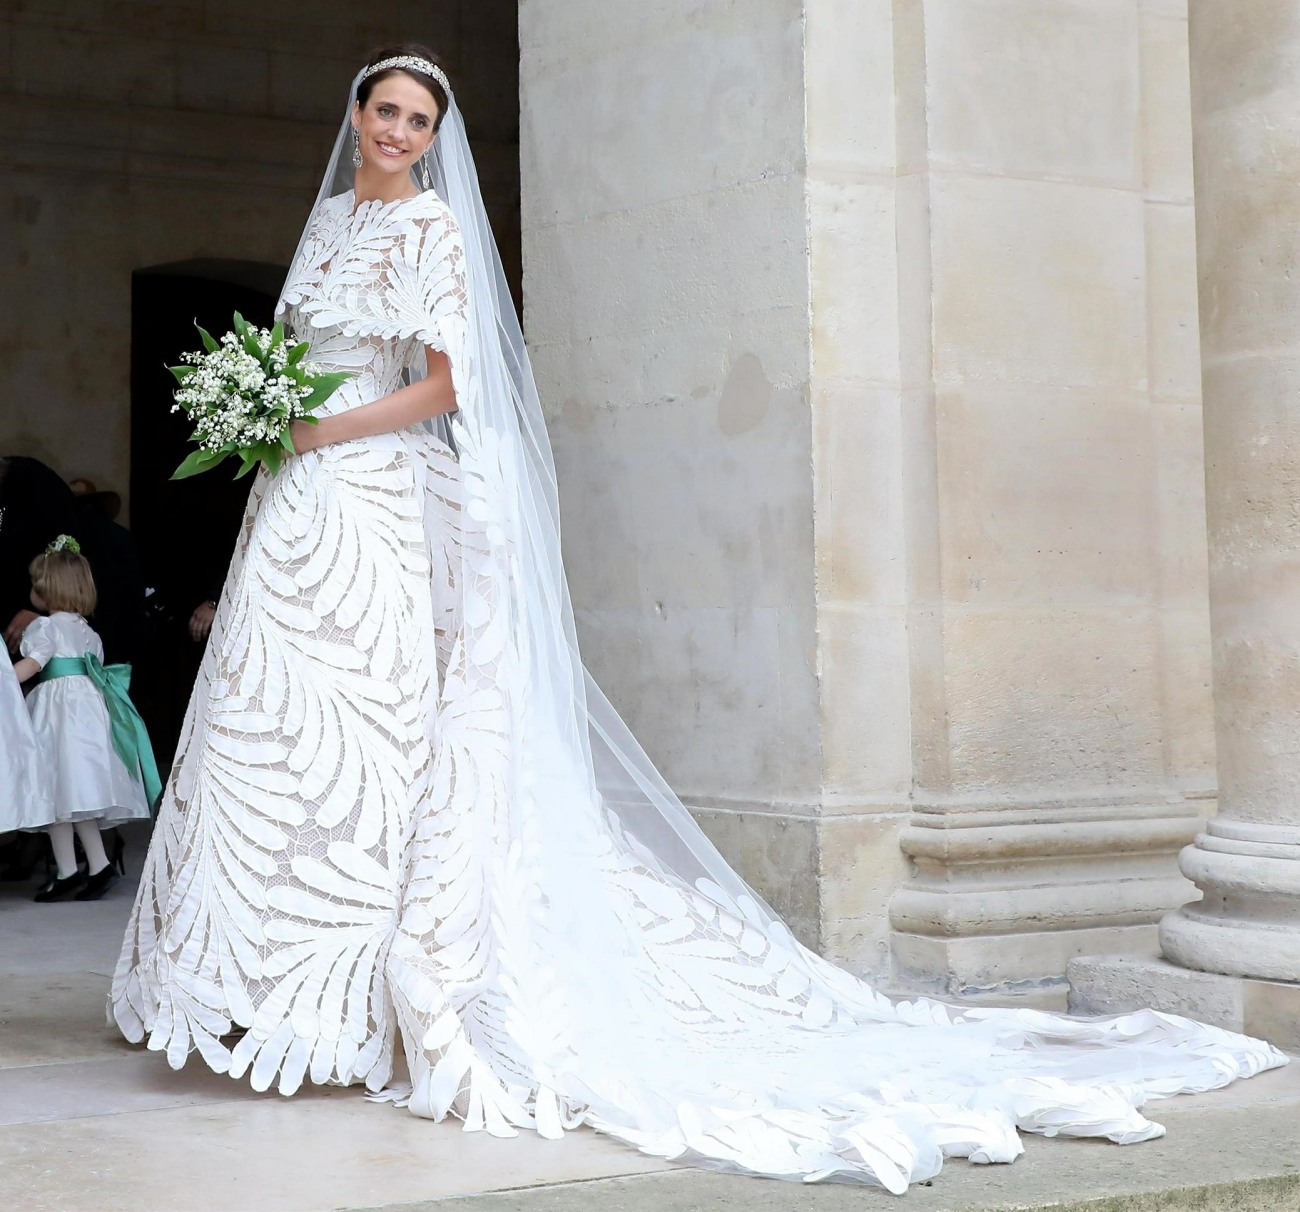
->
[112,44,1286,1192]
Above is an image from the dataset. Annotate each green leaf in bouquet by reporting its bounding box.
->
[299,371,353,411]
[195,323,219,354]
[171,447,227,480]
[235,450,260,479]
[168,364,196,384]
[232,312,248,338]
[287,341,312,366]
[261,440,290,476]
[270,321,285,350]
[279,428,297,454]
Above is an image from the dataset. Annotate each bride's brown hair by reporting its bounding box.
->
[358,43,451,132]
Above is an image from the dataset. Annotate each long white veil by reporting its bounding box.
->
[280,70,781,931]
[269,69,1286,1192]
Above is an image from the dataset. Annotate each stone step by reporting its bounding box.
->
[1068,954,1300,1052]
[360,1169,1300,1212]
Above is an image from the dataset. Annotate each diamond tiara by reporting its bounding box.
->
[360,56,451,96]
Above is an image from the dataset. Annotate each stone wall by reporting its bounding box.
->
[519,0,825,943]
[1,0,519,511]
[523,0,1215,989]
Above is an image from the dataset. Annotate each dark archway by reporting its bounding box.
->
[130,260,285,768]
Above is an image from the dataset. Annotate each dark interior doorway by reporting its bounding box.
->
[130,260,285,769]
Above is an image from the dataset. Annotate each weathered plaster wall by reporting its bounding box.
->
[1,0,519,510]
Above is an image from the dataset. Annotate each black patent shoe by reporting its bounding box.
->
[74,863,121,901]
[34,872,87,902]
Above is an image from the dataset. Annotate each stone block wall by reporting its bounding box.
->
[1,0,519,509]
[523,0,1215,990]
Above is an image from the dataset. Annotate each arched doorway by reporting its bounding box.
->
[129,260,285,769]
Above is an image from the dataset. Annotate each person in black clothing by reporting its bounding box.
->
[132,521,239,774]
[0,457,78,657]
[126,427,248,772]
[67,479,148,666]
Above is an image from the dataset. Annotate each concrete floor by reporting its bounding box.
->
[3,843,1299,1212]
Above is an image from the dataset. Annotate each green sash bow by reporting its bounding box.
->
[38,654,162,809]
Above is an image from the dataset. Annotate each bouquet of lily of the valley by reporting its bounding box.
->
[168,313,351,479]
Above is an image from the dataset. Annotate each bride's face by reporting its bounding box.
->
[352,75,439,176]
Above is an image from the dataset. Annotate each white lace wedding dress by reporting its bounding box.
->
[112,187,1286,1193]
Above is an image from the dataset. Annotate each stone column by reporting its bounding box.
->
[1157,0,1300,982]
[880,0,1213,995]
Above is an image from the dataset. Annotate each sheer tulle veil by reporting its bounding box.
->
[282,69,797,953]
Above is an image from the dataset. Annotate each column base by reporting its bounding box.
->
[886,798,1202,994]
[1067,954,1300,1051]
[1161,907,1300,983]
[1159,820,1300,981]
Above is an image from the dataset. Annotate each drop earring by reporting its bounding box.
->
[352,129,363,169]
[418,154,432,192]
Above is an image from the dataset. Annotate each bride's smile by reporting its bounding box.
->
[351,73,440,200]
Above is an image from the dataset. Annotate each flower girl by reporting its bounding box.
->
[10,537,159,902]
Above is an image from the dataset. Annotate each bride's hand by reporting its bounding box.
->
[290,419,322,455]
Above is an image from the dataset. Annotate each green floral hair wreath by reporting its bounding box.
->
[45,534,82,556]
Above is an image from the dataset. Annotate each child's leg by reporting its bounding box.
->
[72,820,109,876]
[48,823,79,879]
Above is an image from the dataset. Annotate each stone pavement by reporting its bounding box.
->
[2,841,1298,1212]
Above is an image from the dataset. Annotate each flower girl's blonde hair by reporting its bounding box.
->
[30,544,97,616]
